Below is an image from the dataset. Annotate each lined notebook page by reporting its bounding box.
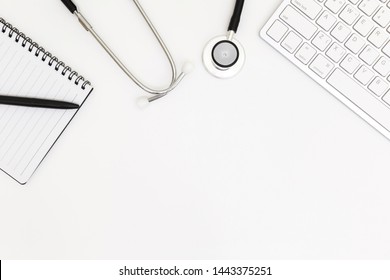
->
[0,21,92,184]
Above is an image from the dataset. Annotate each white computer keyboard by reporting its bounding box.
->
[260,0,390,139]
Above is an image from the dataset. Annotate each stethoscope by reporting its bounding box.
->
[60,0,245,103]
[203,0,246,79]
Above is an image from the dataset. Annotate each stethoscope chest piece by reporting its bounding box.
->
[203,35,245,79]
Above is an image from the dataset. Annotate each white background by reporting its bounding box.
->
[1,0,390,259]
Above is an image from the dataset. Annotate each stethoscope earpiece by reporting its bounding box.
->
[182,62,196,75]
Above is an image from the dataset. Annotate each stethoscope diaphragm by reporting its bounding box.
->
[203,35,245,79]
[212,40,240,68]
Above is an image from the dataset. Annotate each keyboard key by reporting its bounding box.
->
[331,22,351,42]
[317,10,337,31]
[280,6,318,39]
[310,54,334,78]
[327,69,390,129]
[382,91,390,106]
[340,54,360,73]
[369,77,388,96]
[359,45,379,65]
[326,43,346,62]
[373,57,390,76]
[368,28,389,48]
[295,43,317,64]
[291,0,322,20]
[325,0,346,13]
[373,7,390,28]
[355,65,374,85]
[362,0,381,15]
[353,16,374,37]
[267,20,289,42]
[312,31,332,50]
[282,32,303,53]
[359,0,379,16]
[339,5,360,25]
[382,41,390,57]
[345,33,365,53]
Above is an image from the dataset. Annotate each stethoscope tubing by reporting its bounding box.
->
[77,11,185,96]
[228,0,245,33]
[62,0,188,102]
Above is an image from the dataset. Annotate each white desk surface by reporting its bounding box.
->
[1,0,390,259]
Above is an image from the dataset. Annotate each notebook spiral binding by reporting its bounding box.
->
[0,17,91,90]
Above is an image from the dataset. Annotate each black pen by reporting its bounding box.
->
[0,95,80,110]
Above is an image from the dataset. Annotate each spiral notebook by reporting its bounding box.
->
[0,18,93,184]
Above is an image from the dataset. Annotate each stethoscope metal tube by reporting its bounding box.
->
[61,0,191,103]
